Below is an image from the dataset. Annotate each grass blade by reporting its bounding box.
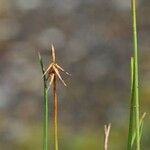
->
[131,0,140,149]
[128,57,135,150]
[38,52,49,150]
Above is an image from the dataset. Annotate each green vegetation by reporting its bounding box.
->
[37,0,147,150]
[131,0,140,149]
[127,0,146,150]
[38,52,49,150]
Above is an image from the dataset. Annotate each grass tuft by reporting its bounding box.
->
[128,1,146,150]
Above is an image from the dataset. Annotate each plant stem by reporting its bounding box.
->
[128,57,135,150]
[53,75,58,150]
[43,89,49,150]
[38,52,49,150]
[131,0,140,150]
[104,124,111,150]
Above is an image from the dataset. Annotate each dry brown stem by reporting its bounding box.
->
[104,123,111,150]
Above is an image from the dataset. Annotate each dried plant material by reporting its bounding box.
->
[140,112,146,122]
[43,45,70,89]
[104,123,111,150]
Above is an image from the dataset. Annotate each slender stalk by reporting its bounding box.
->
[43,89,49,150]
[131,0,140,150]
[38,52,49,150]
[53,75,59,150]
[128,57,135,150]
[104,124,111,150]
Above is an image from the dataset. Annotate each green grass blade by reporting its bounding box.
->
[127,57,135,150]
[38,52,49,150]
[131,0,140,149]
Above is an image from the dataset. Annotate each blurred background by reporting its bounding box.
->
[0,0,150,149]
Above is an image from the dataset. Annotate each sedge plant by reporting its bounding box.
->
[39,45,70,150]
[127,0,146,150]
[131,0,140,149]
[127,0,140,149]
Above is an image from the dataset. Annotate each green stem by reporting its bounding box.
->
[131,0,140,150]
[43,89,49,150]
[38,52,49,150]
[127,57,135,150]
